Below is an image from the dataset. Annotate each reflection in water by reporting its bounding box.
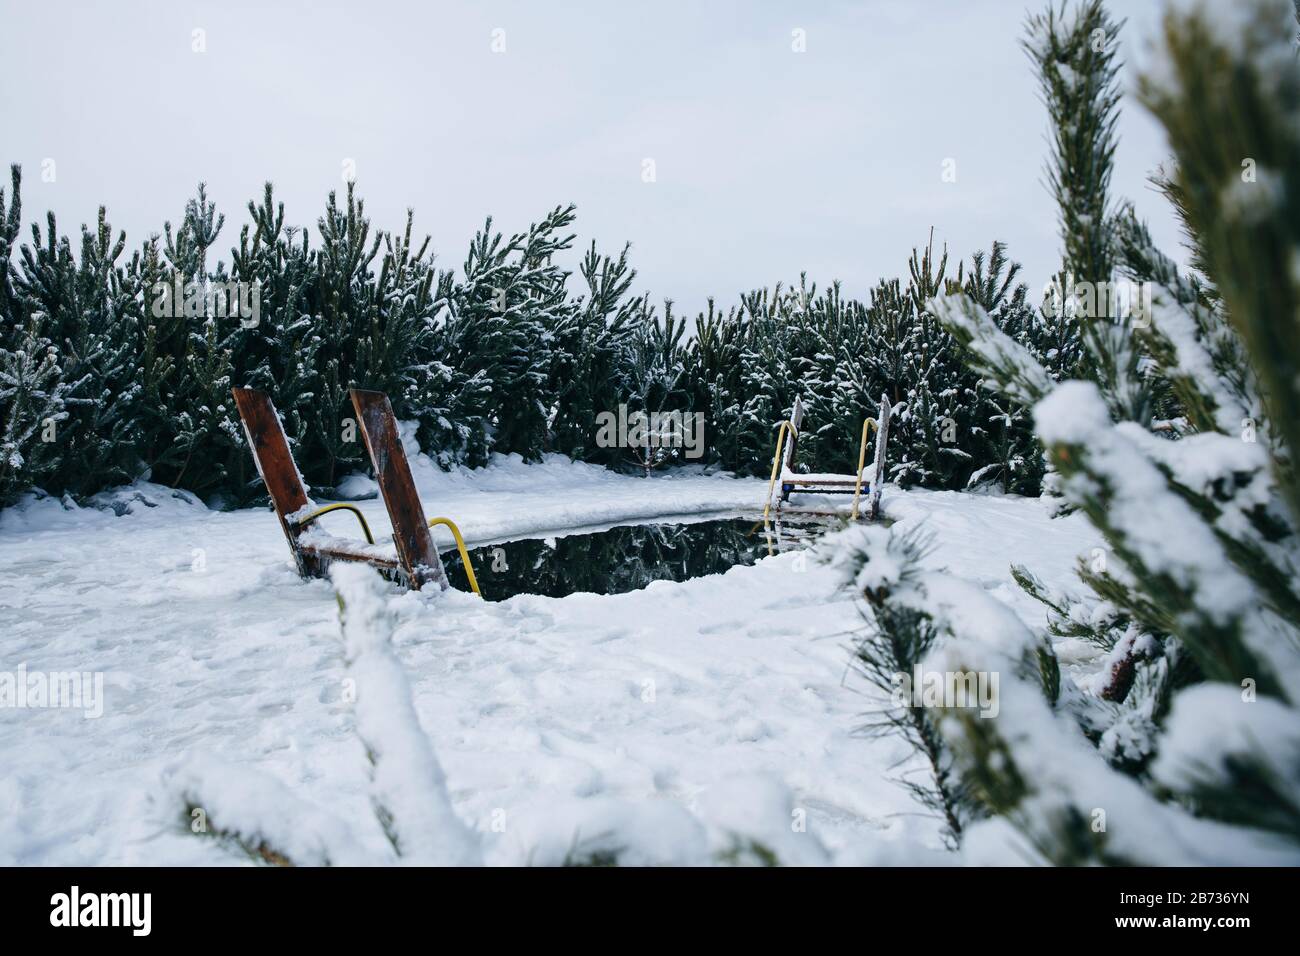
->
[440,516,841,602]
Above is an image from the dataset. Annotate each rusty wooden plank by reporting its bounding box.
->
[350,388,448,591]
[294,543,407,588]
[232,387,309,519]
[232,387,326,578]
[301,544,401,572]
[298,541,400,567]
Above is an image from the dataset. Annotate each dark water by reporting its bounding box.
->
[439,516,841,602]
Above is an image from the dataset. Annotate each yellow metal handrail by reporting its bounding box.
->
[292,502,376,544]
[762,420,796,520]
[427,517,482,597]
[850,418,878,520]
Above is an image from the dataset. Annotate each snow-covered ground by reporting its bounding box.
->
[0,453,1102,865]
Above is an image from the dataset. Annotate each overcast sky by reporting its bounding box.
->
[2,0,1185,313]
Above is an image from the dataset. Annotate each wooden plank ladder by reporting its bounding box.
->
[232,386,450,591]
[763,393,893,521]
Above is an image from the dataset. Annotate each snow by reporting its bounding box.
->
[0,451,1106,865]
[156,754,376,866]
[332,563,481,865]
[1152,683,1300,797]
[334,473,379,501]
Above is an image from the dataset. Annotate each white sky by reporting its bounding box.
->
[2,0,1185,312]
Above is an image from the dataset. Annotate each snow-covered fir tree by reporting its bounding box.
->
[1,156,1053,504]
[839,0,1300,864]
[548,241,644,468]
[621,300,689,474]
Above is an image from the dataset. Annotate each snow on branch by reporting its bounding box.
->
[1150,684,1300,842]
[929,292,1056,406]
[331,563,482,865]
[158,754,377,866]
[1035,381,1297,699]
[941,637,1300,865]
[827,523,1058,845]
